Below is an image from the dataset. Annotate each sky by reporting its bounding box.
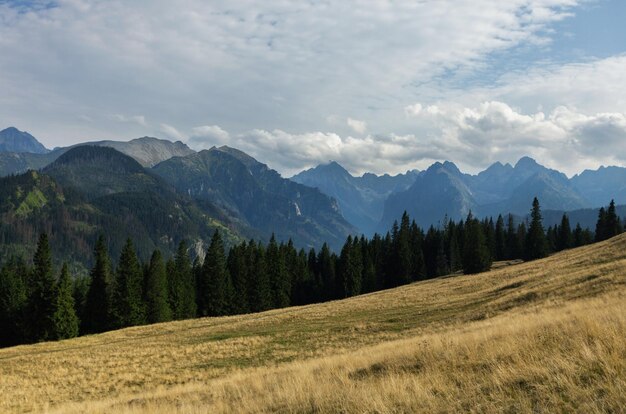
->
[1,0,625,177]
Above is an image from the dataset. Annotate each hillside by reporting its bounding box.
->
[153,147,355,250]
[1,234,625,413]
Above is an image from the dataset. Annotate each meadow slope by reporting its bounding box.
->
[1,235,625,413]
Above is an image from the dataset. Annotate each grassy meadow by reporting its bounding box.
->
[1,235,626,413]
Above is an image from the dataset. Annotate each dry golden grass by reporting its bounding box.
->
[2,235,626,413]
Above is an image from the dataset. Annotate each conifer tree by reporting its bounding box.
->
[317,243,336,300]
[595,207,607,242]
[28,233,57,341]
[169,241,197,319]
[409,222,426,280]
[198,230,230,316]
[462,213,492,274]
[227,243,250,314]
[556,214,573,251]
[144,250,171,324]
[248,241,271,312]
[338,236,363,297]
[52,263,79,340]
[505,214,520,259]
[525,197,548,260]
[267,235,290,308]
[83,235,112,333]
[111,239,145,328]
[605,200,622,239]
[495,215,506,260]
[0,257,28,346]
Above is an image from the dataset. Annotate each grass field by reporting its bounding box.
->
[1,235,626,413]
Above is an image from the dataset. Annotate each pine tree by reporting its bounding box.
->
[144,250,171,324]
[462,213,492,274]
[111,239,146,328]
[83,235,112,333]
[51,263,79,340]
[505,214,520,259]
[198,230,230,316]
[28,233,57,341]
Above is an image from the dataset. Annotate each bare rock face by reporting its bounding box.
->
[88,137,195,167]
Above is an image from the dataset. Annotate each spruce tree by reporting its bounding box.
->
[248,240,271,312]
[144,250,171,324]
[111,239,146,328]
[495,215,506,260]
[228,243,250,314]
[605,200,622,239]
[317,243,336,300]
[267,235,291,308]
[83,235,112,333]
[198,230,230,316]
[338,236,363,297]
[169,241,197,319]
[556,214,573,251]
[525,197,548,260]
[595,207,607,242]
[28,233,57,341]
[52,263,79,340]
[462,213,492,274]
[0,257,28,346]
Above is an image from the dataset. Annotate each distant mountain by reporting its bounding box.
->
[79,136,194,167]
[153,147,356,250]
[0,134,195,176]
[0,127,49,154]
[291,156,604,233]
[380,161,475,230]
[292,161,418,235]
[571,166,626,207]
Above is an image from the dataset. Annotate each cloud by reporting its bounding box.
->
[0,0,585,146]
[111,114,147,127]
[346,118,367,134]
[183,101,626,178]
[406,101,626,175]
[159,123,184,141]
[188,125,230,147]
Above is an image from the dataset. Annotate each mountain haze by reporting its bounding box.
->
[292,161,418,235]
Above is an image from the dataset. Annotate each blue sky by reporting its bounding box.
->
[1,0,625,176]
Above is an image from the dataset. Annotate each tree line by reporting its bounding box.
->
[0,198,622,347]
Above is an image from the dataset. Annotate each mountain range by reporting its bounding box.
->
[2,125,626,263]
[0,128,354,269]
[294,157,626,234]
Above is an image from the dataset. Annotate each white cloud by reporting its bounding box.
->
[159,123,184,141]
[0,0,585,146]
[346,118,367,134]
[188,125,231,147]
[406,101,626,175]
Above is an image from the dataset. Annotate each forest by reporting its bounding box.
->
[0,198,622,347]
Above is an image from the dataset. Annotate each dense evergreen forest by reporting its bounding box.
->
[0,198,622,347]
